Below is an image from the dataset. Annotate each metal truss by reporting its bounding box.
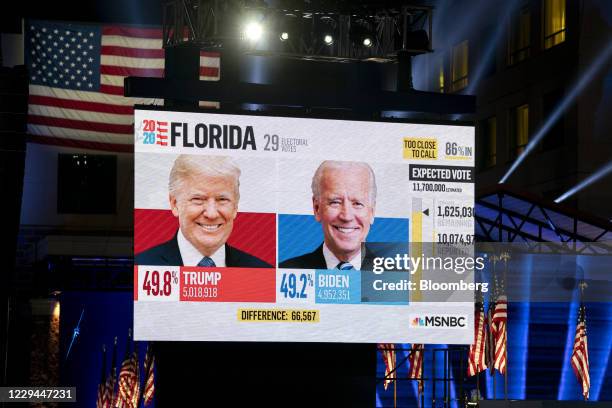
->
[162,0,433,61]
[377,345,470,408]
[475,185,612,250]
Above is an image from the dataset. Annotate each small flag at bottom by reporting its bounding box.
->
[571,303,590,400]
[143,342,155,406]
[408,343,424,395]
[467,300,487,376]
[377,343,396,390]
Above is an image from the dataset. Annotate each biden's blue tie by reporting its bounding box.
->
[336,262,354,270]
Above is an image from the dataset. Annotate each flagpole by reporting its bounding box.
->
[491,255,498,400]
[110,336,118,408]
[420,345,425,408]
[138,342,151,408]
[476,363,480,403]
[501,251,510,400]
[393,360,397,408]
[96,344,106,408]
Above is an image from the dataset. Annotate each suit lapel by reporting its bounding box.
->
[161,235,183,266]
[310,245,328,269]
[225,244,236,267]
[361,245,376,271]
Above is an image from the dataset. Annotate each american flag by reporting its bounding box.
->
[377,343,396,391]
[104,339,118,408]
[571,303,590,400]
[96,345,106,408]
[131,342,140,408]
[467,301,487,376]
[491,293,507,375]
[408,343,424,395]
[117,343,139,408]
[485,301,496,375]
[143,343,155,406]
[25,19,220,152]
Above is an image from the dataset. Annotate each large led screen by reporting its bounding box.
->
[134,109,475,343]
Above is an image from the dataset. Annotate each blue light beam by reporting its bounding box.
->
[65,308,84,360]
[500,40,612,184]
[465,1,518,95]
[554,160,612,203]
[558,285,581,399]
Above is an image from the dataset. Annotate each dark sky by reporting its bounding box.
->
[3,0,163,28]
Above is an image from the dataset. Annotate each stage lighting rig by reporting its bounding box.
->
[243,21,263,42]
[162,0,433,62]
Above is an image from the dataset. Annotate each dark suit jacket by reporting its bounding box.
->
[279,244,376,270]
[135,235,272,268]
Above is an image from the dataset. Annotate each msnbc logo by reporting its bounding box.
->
[409,314,468,329]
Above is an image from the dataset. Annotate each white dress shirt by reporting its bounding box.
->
[322,243,362,270]
[177,229,226,267]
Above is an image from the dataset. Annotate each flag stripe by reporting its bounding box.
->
[29,114,132,134]
[29,104,133,125]
[101,55,164,69]
[101,65,164,77]
[29,84,161,106]
[101,74,128,87]
[102,26,162,39]
[101,45,164,58]
[100,84,125,95]
[200,55,220,67]
[102,35,162,49]
[200,67,220,78]
[29,94,134,114]
[28,124,132,143]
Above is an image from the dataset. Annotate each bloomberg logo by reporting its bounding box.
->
[409,314,467,329]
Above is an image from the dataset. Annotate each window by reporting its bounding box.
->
[451,41,468,91]
[483,117,497,168]
[543,0,566,49]
[510,104,529,157]
[542,89,564,150]
[508,7,531,64]
[57,154,117,214]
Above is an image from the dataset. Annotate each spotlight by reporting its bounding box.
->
[500,40,612,184]
[363,37,373,47]
[324,34,333,45]
[244,22,263,42]
[554,161,612,203]
[280,32,289,41]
